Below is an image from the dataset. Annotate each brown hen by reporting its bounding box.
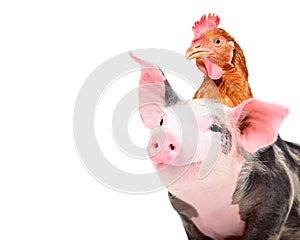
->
[186,14,253,107]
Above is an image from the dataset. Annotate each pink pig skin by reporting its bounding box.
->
[147,129,180,165]
[131,53,289,239]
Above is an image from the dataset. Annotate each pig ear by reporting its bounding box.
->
[229,98,289,153]
[130,52,181,128]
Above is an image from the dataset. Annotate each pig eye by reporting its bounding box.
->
[210,124,222,132]
[159,118,164,126]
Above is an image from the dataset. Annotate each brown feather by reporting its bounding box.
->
[192,28,253,108]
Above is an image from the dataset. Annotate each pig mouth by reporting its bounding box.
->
[155,162,168,169]
[154,159,202,169]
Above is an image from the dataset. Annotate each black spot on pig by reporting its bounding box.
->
[232,136,300,239]
[168,192,211,240]
[168,192,198,218]
[164,79,180,106]
[221,126,232,154]
[169,192,241,240]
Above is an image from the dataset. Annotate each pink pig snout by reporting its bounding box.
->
[147,129,180,165]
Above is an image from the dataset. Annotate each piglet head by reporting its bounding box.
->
[131,52,289,181]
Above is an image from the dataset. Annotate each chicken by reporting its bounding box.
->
[186,14,253,107]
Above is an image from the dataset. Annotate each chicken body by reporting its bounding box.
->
[186,22,253,107]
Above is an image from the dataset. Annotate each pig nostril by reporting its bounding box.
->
[169,144,175,151]
[153,142,158,149]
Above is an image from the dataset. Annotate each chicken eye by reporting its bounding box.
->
[159,118,164,126]
[215,39,221,45]
[210,124,222,132]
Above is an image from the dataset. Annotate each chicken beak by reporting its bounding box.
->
[186,45,211,60]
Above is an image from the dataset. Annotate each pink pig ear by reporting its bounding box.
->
[130,52,180,128]
[229,98,289,153]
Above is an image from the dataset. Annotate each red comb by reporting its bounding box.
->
[192,13,220,42]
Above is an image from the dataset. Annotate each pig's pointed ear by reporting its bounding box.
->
[130,52,181,128]
[229,98,289,153]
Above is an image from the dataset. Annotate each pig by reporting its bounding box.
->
[131,53,300,240]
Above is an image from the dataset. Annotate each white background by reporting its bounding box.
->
[1,1,300,239]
